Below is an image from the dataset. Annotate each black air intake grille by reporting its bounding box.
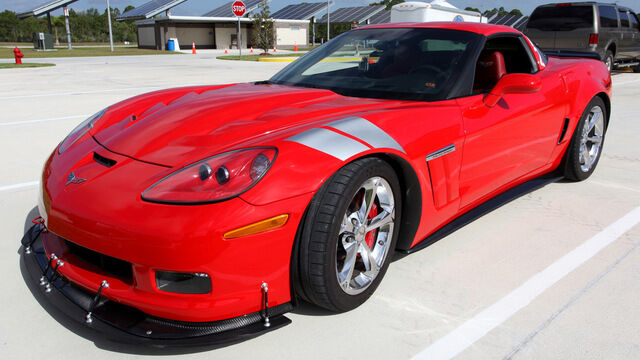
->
[64,240,133,283]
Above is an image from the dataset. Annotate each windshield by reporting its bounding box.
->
[269,28,482,101]
[527,5,594,31]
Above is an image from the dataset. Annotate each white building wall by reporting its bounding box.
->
[275,22,309,47]
[175,27,215,48]
[215,24,249,49]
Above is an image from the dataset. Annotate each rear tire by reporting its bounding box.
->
[297,158,401,312]
[604,51,614,73]
[632,64,640,73]
[562,97,607,181]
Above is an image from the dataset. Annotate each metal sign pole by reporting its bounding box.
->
[327,0,330,41]
[106,0,114,52]
[238,17,242,58]
[64,7,72,50]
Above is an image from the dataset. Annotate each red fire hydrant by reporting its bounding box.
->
[14,46,24,65]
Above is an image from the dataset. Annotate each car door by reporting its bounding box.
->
[628,11,640,58]
[456,35,568,209]
[617,8,634,59]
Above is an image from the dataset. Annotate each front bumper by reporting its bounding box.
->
[21,224,292,345]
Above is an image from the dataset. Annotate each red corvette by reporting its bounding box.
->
[22,23,611,344]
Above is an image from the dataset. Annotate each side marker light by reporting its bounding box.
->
[223,214,289,239]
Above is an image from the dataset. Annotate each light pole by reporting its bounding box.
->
[106,0,114,52]
[64,7,72,50]
[327,0,330,41]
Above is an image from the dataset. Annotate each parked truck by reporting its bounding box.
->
[525,2,640,72]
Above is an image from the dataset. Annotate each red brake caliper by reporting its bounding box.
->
[365,202,378,249]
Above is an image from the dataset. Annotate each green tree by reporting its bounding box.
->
[370,0,405,10]
[483,7,522,17]
[465,7,481,13]
[51,15,64,44]
[251,3,274,54]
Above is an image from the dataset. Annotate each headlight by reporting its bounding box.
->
[142,148,277,204]
[58,108,107,154]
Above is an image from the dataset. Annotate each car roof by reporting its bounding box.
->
[357,22,521,36]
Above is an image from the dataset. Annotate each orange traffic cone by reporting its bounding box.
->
[224,47,228,54]
[250,46,254,53]
[293,43,298,52]
[192,42,196,54]
[273,46,277,53]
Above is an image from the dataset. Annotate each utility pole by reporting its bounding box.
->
[327,0,330,41]
[106,0,114,52]
[64,7,72,50]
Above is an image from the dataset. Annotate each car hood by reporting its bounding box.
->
[93,83,406,167]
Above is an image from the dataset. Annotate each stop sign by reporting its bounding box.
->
[232,1,246,17]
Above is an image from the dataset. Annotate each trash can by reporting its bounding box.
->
[167,39,175,51]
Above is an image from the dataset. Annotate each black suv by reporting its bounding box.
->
[525,2,640,72]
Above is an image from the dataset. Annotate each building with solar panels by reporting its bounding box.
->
[119,0,329,50]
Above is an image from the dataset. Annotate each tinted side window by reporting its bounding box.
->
[619,10,630,27]
[528,5,593,31]
[630,12,640,30]
[598,5,619,28]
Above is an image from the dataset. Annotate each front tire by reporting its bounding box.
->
[297,158,401,312]
[562,97,607,181]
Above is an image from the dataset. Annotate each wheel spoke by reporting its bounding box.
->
[366,209,394,233]
[357,180,378,223]
[338,240,358,288]
[359,242,380,274]
[588,135,602,145]
[582,146,592,168]
[587,111,599,133]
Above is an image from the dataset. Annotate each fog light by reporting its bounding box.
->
[155,271,211,294]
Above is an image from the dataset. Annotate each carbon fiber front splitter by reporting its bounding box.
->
[20,225,292,346]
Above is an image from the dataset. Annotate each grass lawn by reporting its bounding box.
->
[0,42,137,47]
[0,46,175,59]
[218,53,307,61]
[0,63,55,69]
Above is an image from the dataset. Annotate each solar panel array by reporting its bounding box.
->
[17,0,78,18]
[367,9,390,25]
[486,13,529,31]
[271,2,329,20]
[318,5,385,24]
[203,0,266,17]
[117,0,187,21]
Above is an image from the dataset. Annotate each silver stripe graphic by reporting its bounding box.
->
[327,117,405,153]
[426,144,456,162]
[286,128,370,161]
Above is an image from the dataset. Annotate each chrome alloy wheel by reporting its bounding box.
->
[579,105,604,173]
[336,176,395,295]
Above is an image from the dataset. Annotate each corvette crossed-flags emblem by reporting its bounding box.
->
[66,172,86,186]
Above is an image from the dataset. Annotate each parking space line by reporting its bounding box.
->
[0,115,89,126]
[411,206,640,360]
[0,181,39,192]
[0,86,162,100]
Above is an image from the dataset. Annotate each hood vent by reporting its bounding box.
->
[93,152,117,168]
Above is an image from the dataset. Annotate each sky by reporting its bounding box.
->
[2,0,639,17]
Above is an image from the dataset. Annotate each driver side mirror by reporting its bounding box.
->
[484,73,542,107]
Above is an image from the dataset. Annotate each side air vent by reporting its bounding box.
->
[93,152,117,167]
[558,118,570,144]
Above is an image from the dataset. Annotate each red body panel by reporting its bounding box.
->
[38,24,612,323]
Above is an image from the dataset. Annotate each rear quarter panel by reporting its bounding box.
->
[545,56,612,169]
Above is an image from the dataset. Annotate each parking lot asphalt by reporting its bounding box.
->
[1,54,639,359]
